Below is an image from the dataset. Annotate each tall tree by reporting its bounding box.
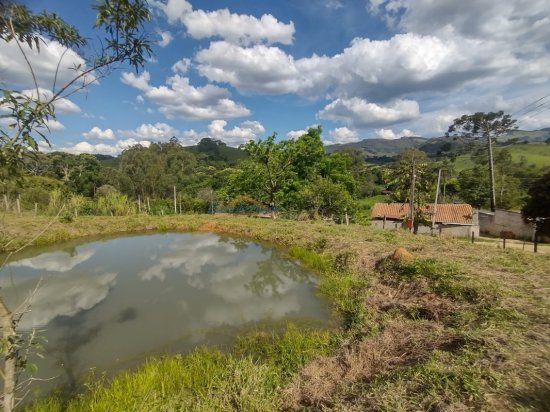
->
[447,111,517,211]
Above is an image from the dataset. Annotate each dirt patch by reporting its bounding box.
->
[366,279,463,323]
[283,320,464,410]
[391,247,415,263]
[198,221,219,232]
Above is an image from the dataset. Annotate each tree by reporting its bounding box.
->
[522,171,550,236]
[0,0,152,180]
[0,2,152,410]
[387,149,435,233]
[447,111,517,211]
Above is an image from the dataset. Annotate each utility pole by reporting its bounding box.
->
[432,169,442,231]
[173,185,177,214]
[408,154,416,231]
[487,133,497,212]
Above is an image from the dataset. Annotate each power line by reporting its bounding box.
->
[512,93,550,117]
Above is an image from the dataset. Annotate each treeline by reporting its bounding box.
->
[1,127,547,220]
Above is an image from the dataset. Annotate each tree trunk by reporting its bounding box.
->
[0,298,15,412]
[487,135,497,212]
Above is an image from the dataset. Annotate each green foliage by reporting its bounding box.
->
[97,192,135,216]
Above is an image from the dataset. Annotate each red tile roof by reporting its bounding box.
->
[371,203,474,225]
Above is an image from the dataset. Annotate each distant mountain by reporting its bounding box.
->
[325,128,550,161]
[184,138,248,164]
[326,136,428,159]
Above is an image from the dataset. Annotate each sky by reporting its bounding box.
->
[1,0,550,156]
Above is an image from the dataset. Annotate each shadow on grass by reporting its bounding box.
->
[512,387,550,411]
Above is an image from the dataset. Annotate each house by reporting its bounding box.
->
[371,203,479,237]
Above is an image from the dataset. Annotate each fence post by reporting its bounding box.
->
[3,194,8,211]
[16,196,21,214]
[34,203,38,216]
[138,195,141,213]
[471,232,474,244]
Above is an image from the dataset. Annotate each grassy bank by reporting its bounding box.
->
[1,214,549,411]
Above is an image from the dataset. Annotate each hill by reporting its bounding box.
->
[184,138,248,164]
[452,143,550,171]
[326,136,428,162]
[325,128,550,161]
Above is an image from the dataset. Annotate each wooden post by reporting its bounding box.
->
[344,208,349,226]
[432,169,442,231]
[210,189,214,215]
[3,194,8,211]
[34,202,38,216]
[173,185,177,214]
[503,238,506,249]
[471,232,475,244]
[534,225,538,253]
[383,215,386,229]
[138,195,141,213]
[16,196,21,214]
[147,197,151,214]
[74,208,78,218]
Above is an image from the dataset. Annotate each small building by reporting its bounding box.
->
[371,203,479,237]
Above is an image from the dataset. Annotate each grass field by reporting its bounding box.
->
[0,214,548,411]
[453,143,550,171]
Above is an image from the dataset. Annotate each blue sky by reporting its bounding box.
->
[2,0,550,155]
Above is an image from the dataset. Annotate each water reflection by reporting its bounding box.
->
[1,232,329,395]
[10,249,95,272]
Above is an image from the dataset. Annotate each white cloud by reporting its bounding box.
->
[286,129,307,140]
[196,41,329,96]
[182,119,265,146]
[20,88,81,114]
[374,128,417,140]
[83,126,115,140]
[157,30,173,47]
[319,97,420,128]
[59,139,151,156]
[324,127,360,145]
[325,0,344,10]
[161,0,294,45]
[195,32,516,103]
[370,0,550,53]
[285,124,319,140]
[121,70,250,120]
[0,37,95,91]
[118,122,179,141]
[120,71,151,92]
[40,119,65,132]
[171,58,191,74]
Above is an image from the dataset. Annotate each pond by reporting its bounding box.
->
[0,232,330,395]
